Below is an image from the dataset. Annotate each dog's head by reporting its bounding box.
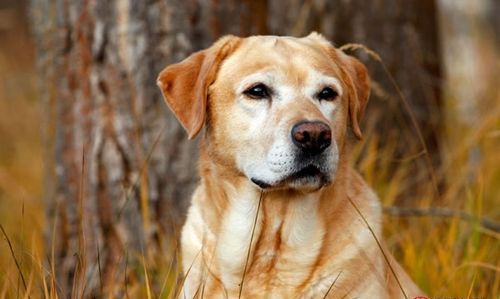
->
[158,33,370,192]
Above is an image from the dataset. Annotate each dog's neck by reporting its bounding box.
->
[197,142,352,227]
[195,145,354,291]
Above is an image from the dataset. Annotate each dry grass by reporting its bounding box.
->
[0,6,499,299]
[0,6,44,299]
[352,111,500,298]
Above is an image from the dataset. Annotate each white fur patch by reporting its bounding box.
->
[234,68,343,188]
[305,70,343,119]
[216,184,263,289]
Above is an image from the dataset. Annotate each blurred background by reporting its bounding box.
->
[0,0,498,298]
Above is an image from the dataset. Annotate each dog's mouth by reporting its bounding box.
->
[251,165,331,191]
[291,165,323,179]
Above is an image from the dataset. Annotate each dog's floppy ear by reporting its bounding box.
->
[157,36,240,139]
[344,55,370,139]
[309,33,370,140]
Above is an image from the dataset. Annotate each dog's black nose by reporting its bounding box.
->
[291,121,332,154]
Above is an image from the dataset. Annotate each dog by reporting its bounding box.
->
[157,33,424,298]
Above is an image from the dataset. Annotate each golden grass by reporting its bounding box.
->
[0,11,499,299]
[355,118,500,298]
[0,11,44,299]
[353,90,500,298]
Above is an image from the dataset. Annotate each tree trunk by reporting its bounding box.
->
[31,0,440,297]
[31,0,267,297]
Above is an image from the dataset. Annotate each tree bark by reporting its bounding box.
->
[31,0,441,297]
[31,0,268,297]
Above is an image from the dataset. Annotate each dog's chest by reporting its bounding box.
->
[215,193,326,295]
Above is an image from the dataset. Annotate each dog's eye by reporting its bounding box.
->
[317,87,338,101]
[244,83,271,99]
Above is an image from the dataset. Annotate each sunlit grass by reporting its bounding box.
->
[0,12,45,299]
[353,96,500,297]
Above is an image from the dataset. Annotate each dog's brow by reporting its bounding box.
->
[309,72,343,95]
[237,71,275,93]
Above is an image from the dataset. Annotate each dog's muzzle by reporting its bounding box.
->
[288,120,333,185]
[251,120,335,191]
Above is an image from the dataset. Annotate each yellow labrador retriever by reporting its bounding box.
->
[157,33,424,299]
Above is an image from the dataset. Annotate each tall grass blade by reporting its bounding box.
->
[346,196,408,299]
[322,270,342,299]
[142,255,152,299]
[340,43,440,197]
[0,224,31,299]
[238,191,264,299]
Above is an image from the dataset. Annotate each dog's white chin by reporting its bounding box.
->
[250,177,331,193]
[249,169,334,192]
[290,174,332,190]
[286,181,329,193]
[243,149,338,192]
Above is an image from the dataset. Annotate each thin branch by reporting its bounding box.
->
[383,206,500,233]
